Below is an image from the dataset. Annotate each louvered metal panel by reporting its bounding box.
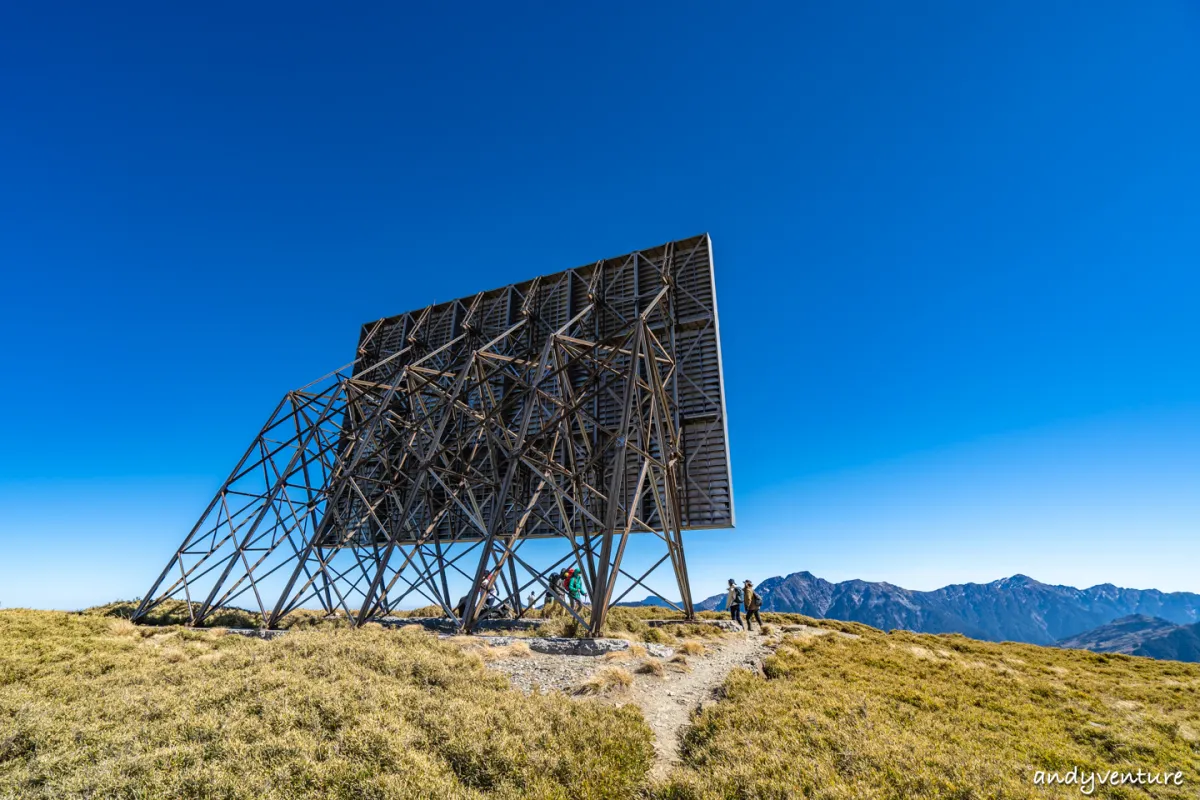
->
[347,233,733,542]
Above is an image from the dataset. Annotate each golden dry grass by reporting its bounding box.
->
[495,640,531,659]
[603,644,649,663]
[576,667,634,696]
[521,607,734,643]
[12,604,1198,799]
[0,610,653,799]
[675,641,706,657]
[438,637,530,663]
[655,623,1200,799]
[665,654,691,673]
[635,660,665,677]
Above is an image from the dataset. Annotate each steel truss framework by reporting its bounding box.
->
[134,235,732,635]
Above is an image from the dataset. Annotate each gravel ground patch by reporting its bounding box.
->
[487,630,774,777]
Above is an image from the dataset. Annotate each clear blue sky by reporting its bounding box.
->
[2,2,1198,609]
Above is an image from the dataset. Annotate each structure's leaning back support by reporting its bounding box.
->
[134,234,733,635]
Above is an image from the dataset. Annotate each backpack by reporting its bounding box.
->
[548,574,563,592]
[733,587,744,605]
[747,590,761,611]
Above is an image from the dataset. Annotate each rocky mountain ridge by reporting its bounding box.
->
[630,571,1200,647]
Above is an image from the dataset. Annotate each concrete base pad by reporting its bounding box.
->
[644,618,744,633]
[223,626,674,657]
[378,616,548,634]
[472,635,674,658]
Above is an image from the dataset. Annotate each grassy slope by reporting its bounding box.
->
[658,616,1200,799]
[5,607,1199,799]
[0,610,652,800]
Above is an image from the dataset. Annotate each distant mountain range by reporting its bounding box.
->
[1058,615,1200,662]
[625,571,1200,652]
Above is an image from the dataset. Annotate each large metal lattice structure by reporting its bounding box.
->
[134,234,733,634]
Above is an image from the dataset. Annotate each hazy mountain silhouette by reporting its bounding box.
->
[1059,615,1200,662]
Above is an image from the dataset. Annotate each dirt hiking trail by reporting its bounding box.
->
[488,629,774,778]
[629,631,772,777]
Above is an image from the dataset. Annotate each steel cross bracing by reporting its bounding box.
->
[133,235,730,635]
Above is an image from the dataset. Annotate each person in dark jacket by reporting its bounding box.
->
[743,580,763,630]
[725,579,743,626]
[546,571,565,615]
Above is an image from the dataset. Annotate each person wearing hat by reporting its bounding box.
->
[743,580,762,631]
[566,567,584,612]
[725,579,743,627]
[546,569,566,616]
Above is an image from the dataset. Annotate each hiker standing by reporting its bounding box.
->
[567,567,584,612]
[743,580,763,631]
[725,579,743,626]
[546,571,565,615]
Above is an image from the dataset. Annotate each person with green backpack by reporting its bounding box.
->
[566,567,584,612]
